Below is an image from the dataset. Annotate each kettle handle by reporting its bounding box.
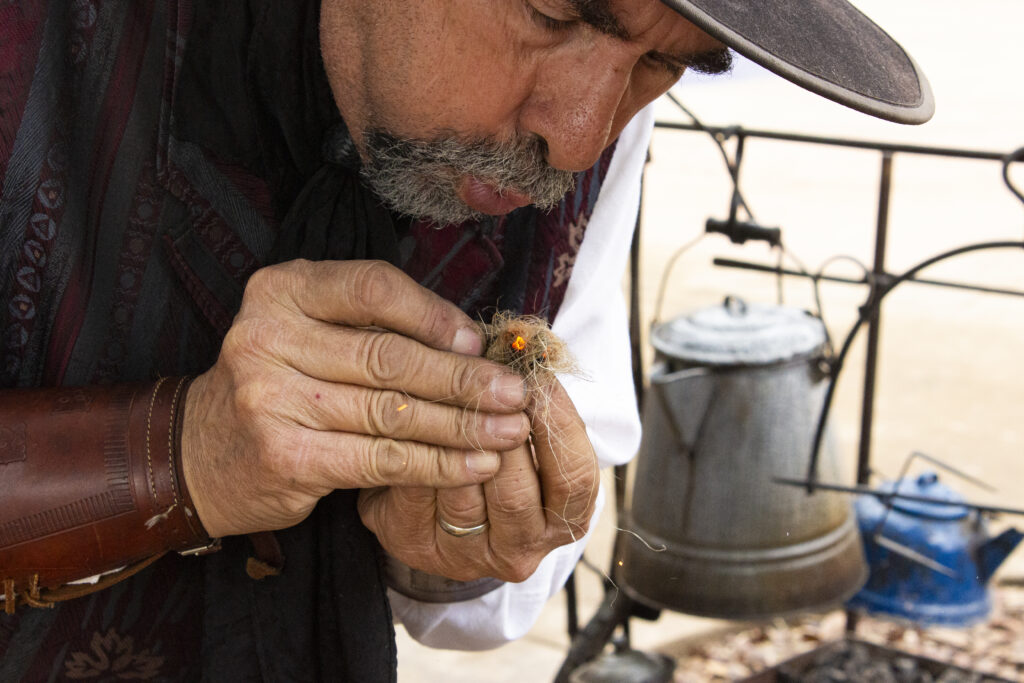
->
[649,366,718,455]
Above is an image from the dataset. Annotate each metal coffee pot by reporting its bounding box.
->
[621,297,867,618]
[848,470,1023,626]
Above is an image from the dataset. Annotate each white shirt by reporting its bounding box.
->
[388,105,655,650]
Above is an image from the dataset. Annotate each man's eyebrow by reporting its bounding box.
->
[650,47,734,75]
[565,0,630,40]
[565,0,733,75]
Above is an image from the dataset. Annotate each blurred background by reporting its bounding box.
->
[398,1,1024,679]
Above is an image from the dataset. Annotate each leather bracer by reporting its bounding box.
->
[0,377,216,613]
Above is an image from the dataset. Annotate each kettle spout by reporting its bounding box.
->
[977,527,1024,583]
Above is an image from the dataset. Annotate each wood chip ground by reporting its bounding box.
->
[671,584,1023,682]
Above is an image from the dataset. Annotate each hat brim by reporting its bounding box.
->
[661,0,934,124]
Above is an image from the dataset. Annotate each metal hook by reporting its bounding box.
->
[1003,146,1024,208]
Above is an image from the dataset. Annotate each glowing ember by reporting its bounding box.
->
[396,404,408,412]
[511,335,527,351]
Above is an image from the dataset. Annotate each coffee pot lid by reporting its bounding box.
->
[652,296,826,366]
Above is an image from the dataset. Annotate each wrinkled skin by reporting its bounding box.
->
[182,0,723,583]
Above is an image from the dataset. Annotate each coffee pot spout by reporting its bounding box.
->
[977,527,1023,583]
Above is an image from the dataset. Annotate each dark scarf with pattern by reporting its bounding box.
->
[176,2,399,680]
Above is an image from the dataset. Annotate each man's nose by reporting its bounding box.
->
[519,51,636,173]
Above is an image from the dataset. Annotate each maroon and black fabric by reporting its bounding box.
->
[0,1,616,680]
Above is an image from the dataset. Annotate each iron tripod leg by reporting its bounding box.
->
[553,587,636,683]
[554,583,666,683]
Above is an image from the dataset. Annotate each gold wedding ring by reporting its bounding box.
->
[438,517,489,538]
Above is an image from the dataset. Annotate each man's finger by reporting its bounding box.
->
[358,486,436,555]
[529,382,598,540]
[434,484,490,578]
[483,442,545,551]
[249,259,485,355]
[281,322,527,412]
[436,485,489,533]
[285,378,529,451]
[292,430,503,489]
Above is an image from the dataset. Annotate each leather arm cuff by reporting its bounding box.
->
[0,377,216,613]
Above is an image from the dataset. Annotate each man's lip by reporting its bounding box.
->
[457,176,532,216]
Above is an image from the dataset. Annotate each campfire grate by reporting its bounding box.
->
[739,639,1015,683]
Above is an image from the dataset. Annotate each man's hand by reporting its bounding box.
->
[358,381,599,583]
[180,260,530,538]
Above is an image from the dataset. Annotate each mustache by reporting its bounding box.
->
[359,129,575,225]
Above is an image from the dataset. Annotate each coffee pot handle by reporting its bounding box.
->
[649,365,718,455]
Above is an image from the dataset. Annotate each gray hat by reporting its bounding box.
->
[661,0,934,124]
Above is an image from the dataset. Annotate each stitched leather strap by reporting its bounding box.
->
[0,378,215,613]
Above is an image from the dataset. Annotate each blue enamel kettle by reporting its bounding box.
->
[847,470,1023,626]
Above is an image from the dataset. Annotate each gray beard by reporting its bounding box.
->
[359,130,575,226]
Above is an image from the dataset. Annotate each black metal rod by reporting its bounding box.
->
[565,570,579,640]
[858,153,893,486]
[803,240,1024,491]
[554,589,636,683]
[653,121,1011,161]
[712,257,1024,298]
[728,134,746,225]
[774,477,1024,517]
[629,178,645,413]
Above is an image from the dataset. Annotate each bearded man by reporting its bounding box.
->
[0,0,930,680]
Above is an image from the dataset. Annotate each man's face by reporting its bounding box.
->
[320,0,729,224]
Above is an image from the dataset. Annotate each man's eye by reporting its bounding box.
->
[525,1,575,31]
[643,53,686,79]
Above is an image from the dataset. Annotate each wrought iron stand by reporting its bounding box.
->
[554,117,1024,681]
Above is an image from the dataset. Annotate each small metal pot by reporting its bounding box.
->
[621,297,867,618]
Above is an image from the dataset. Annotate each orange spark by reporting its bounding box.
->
[396,404,408,412]
[511,335,527,351]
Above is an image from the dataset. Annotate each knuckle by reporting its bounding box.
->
[575,489,596,525]
[430,444,464,483]
[441,496,484,521]
[561,495,595,531]
[369,438,413,483]
[365,390,408,436]
[234,378,271,421]
[243,263,293,302]
[222,318,289,365]
[220,322,254,362]
[553,513,591,544]
[352,261,400,314]
[447,359,478,400]
[557,459,599,507]
[242,266,274,300]
[418,297,457,345]
[364,333,404,385]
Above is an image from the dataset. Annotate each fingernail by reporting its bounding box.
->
[485,414,524,441]
[489,374,526,408]
[452,327,483,355]
[466,451,500,474]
